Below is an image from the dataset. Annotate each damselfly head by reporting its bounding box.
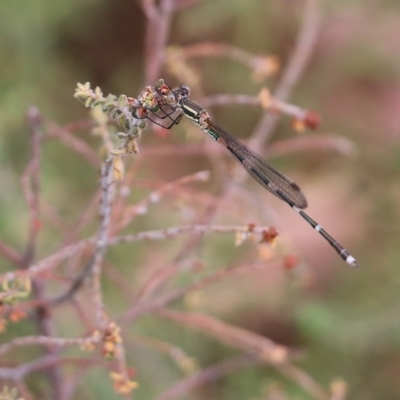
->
[180,85,190,95]
[174,86,190,103]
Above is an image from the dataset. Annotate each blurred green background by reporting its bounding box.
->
[1,0,400,399]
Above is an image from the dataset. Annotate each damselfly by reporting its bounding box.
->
[144,82,358,268]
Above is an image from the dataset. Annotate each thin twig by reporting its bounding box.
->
[154,353,261,400]
[0,239,91,286]
[112,170,210,234]
[139,0,158,20]
[141,133,355,158]
[157,309,329,400]
[0,224,272,285]
[91,157,114,328]
[0,354,102,381]
[250,0,321,148]
[0,334,99,357]
[176,0,203,9]
[157,309,283,355]
[21,106,42,266]
[143,0,177,83]
[0,240,23,266]
[119,260,277,323]
[199,93,312,121]
[46,120,101,167]
[49,156,115,310]
[109,224,275,246]
[266,134,356,157]
[20,107,65,399]
[179,42,278,79]
[129,335,197,372]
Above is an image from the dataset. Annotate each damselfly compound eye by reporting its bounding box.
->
[180,86,190,97]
